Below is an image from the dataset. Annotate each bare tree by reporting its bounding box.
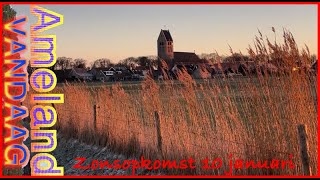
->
[136,56,157,67]
[73,58,87,68]
[55,57,73,70]
[118,57,137,68]
[223,53,250,63]
[92,58,112,68]
[199,53,222,64]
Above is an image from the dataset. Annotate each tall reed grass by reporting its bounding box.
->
[23,30,317,175]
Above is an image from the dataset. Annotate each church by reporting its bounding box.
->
[157,29,209,71]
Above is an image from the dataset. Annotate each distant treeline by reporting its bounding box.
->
[44,56,159,70]
[45,51,317,71]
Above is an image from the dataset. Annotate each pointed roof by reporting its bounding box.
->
[72,68,93,77]
[161,29,173,41]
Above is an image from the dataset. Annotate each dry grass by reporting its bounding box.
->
[23,30,317,175]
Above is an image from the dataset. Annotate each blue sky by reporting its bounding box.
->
[11,4,318,63]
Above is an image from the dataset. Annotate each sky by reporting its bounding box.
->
[11,4,318,63]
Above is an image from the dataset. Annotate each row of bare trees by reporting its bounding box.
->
[51,56,158,70]
[200,52,317,66]
[52,51,316,71]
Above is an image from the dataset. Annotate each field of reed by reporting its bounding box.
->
[23,30,318,175]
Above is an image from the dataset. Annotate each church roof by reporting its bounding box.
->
[162,30,173,41]
[173,52,208,65]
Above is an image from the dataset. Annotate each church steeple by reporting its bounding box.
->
[157,29,174,62]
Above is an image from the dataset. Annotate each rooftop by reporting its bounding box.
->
[173,52,209,64]
[161,29,173,41]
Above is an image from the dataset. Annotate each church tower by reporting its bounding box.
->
[157,29,174,63]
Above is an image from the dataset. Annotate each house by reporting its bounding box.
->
[236,61,278,76]
[151,69,165,80]
[90,66,134,82]
[132,65,154,80]
[69,68,93,81]
[210,61,279,77]
[54,69,73,83]
[192,64,213,79]
[157,29,210,79]
[89,67,112,82]
[211,62,240,75]
[113,66,128,72]
[133,66,150,76]
[106,66,137,81]
[101,69,116,81]
[90,66,150,82]
[54,68,93,82]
